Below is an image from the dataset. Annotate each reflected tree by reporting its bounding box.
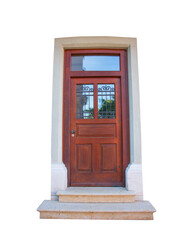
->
[98,96,115,119]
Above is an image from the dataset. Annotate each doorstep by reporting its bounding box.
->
[37,200,156,220]
[57,187,135,203]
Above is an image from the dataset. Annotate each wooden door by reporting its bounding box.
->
[63,49,130,187]
[70,78,122,186]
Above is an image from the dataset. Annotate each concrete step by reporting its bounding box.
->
[37,200,156,220]
[57,187,136,203]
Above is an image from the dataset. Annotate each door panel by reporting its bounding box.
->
[101,144,117,172]
[76,124,116,137]
[70,77,123,186]
[76,144,92,172]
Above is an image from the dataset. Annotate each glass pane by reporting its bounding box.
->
[76,84,94,119]
[98,84,116,119]
[71,56,120,71]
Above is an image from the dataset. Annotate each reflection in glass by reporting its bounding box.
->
[98,84,116,119]
[76,84,94,119]
[71,56,120,71]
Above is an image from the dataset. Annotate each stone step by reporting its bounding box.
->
[37,200,156,220]
[57,187,136,203]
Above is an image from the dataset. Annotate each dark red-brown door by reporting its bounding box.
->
[70,77,123,186]
[63,49,130,187]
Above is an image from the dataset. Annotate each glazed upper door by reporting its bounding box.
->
[70,78,122,186]
[63,49,130,187]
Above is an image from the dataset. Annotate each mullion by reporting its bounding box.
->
[94,83,98,119]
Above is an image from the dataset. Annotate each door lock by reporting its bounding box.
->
[71,130,75,137]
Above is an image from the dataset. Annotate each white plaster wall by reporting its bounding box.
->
[51,37,143,200]
[51,163,67,200]
[51,45,64,164]
[126,164,143,200]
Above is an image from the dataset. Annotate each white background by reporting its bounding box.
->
[0,0,188,239]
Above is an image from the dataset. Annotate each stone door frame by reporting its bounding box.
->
[51,36,143,201]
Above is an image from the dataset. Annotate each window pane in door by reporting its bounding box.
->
[71,56,120,71]
[98,84,116,119]
[76,84,94,119]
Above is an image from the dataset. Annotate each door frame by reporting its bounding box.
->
[63,49,130,186]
